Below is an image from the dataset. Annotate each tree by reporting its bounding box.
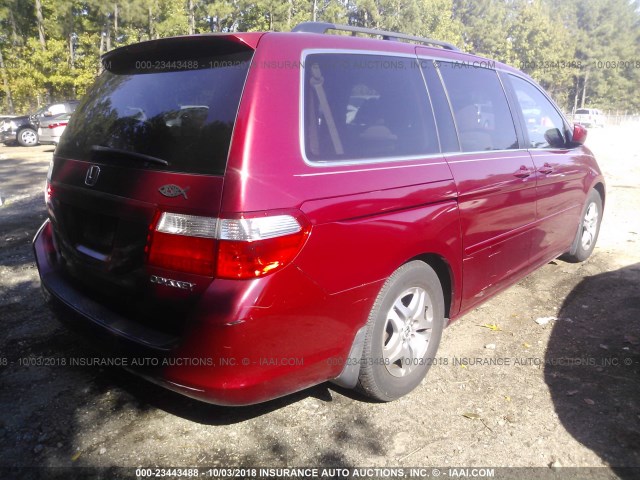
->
[507,0,576,106]
[550,0,640,111]
[453,0,514,59]
[35,0,46,49]
[0,46,14,113]
[0,0,637,114]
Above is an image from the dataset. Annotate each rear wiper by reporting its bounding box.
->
[91,145,169,167]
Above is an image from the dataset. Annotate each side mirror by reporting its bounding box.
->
[544,128,565,148]
[571,123,588,146]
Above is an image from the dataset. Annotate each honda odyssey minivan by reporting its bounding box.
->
[33,22,605,405]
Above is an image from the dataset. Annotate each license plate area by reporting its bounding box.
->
[62,205,119,256]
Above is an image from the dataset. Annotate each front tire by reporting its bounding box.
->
[357,261,445,402]
[17,128,38,147]
[563,189,603,263]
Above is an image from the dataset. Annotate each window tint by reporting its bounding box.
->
[438,63,518,152]
[56,50,253,175]
[420,60,460,153]
[508,75,566,149]
[304,54,438,161]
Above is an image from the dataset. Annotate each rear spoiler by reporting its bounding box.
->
[101,33,262,73]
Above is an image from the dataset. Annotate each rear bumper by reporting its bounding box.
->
[37,130,60,145]
[33,220,370,405]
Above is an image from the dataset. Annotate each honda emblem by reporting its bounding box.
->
[85,165,101,186]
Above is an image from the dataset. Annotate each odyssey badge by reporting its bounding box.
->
[150,275,195,291]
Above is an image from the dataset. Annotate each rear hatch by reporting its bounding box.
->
[48,35,256,336]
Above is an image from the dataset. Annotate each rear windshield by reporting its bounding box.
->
[57,47,253,175]
[575,109,590,114]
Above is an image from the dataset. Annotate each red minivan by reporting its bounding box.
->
[33,22,604,405]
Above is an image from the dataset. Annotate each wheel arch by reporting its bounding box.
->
[593,182,605,210]
[410,253,454,320]
[17,123,37,133]
[563,185,604,262]
[332,253,455,390]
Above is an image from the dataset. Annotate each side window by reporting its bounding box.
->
[508,75,567,149]
[438,63,518,152]
[303,54,438,161]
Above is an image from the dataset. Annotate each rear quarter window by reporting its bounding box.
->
[57,48,253,175]
[303,53,439,162]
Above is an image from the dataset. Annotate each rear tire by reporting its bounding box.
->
[357,261,445,402]
[563,189,602,263]
[17,128,38,147]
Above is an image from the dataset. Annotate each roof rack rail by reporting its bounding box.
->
[292,21,460,52]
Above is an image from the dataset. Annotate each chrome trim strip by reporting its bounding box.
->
[445,150,531,163]
[294,160,449,177]
[76,245,109,262]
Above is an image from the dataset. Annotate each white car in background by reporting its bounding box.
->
[37,113,71,145]
[574,108,606,128]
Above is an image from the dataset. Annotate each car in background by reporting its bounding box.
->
[1,101,78,146]
[38,113,72,146]
[0,116,16,144]
[475,103,495,129]
[164,105,209,128]
[574,108,606,128]
[0,116,33,146]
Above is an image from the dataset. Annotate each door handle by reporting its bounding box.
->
[538,163,554,174]
[513,166,532,178]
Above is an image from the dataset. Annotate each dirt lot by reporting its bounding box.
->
[1,126,639,479]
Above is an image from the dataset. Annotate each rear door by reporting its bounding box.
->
[48,36,254,334]
[504,74,586,265]
[422,59,536,310]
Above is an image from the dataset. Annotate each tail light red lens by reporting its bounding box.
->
[145,212,218,276]
[147,231,217,276]
[48,122,68,129]
[145,212,310,279]
[217,216,310,279]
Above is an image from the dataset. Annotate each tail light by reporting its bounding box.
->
[47,122,68,129]
[217,215,310,278]
[145,212,218,276]
[145,212,310,279]
[45,181,53,204]
[44,159,53,204]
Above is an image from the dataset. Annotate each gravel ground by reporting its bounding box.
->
[0,125,639,480]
